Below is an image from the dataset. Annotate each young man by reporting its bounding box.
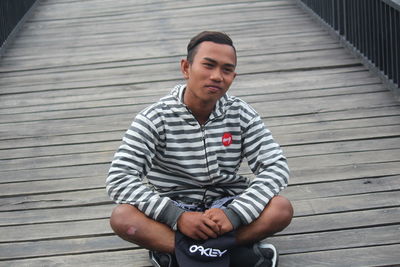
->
[106,31,293,267]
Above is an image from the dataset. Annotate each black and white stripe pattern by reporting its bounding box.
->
[106,84,289,227]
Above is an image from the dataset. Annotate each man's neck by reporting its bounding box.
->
[188,103,214,125]
[183,90,216,126]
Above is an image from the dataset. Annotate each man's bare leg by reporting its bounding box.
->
[235,195,293,245]
[109,195,293,253]
[110,204,175,253]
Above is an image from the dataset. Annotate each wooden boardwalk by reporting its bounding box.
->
[1,0,399,266]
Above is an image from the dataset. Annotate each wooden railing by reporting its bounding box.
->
[296,0,400,100]
[0,0,39,57]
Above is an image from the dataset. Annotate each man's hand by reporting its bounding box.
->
[204,208,233,235]
[177,211,221,240]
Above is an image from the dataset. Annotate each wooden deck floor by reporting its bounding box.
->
[1,0,400,266]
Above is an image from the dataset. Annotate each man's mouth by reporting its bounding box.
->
[205,85,223,91]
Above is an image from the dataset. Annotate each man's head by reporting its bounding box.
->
[186,31,237,64]
[181,31,237,110]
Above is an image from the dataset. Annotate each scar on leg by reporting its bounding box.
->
[127,226,137,236]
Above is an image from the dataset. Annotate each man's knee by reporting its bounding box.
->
[235,195,293,244]
[109,204,175,252]
[110,204,142,237]
[269,195,293,228]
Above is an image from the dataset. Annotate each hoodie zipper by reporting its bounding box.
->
[201,124,213,184]
[184,105,211,174]
[200,124,214,207]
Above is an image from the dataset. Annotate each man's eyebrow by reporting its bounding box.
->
[203,57,236,68]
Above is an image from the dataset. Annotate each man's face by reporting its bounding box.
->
[181,41,237,105]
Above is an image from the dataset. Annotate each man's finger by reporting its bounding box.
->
[199,223,218,239]
[194,229,208,240]
[203,217,221,236]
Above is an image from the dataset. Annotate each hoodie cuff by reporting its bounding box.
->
[157,200,185,229]
[223,208,242,229]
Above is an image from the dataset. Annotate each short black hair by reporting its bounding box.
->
[186,31,236,63]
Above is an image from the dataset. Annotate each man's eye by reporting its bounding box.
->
[203,63,214,68]
[224,68,234,73]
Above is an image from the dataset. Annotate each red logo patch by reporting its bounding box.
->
[222,132,233,147]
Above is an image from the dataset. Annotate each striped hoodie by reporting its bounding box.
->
[106,84,289,229]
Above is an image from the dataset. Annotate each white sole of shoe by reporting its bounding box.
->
[149,252,162,267]
[258,243,278,267]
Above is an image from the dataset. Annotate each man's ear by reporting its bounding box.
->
[180,59,190,79]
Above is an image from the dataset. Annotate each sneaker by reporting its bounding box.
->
[230,242,278,267]
[253,243,278,267]
[149,251,178,267]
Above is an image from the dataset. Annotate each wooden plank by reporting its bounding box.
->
[0,72,381,115]
[1,171,397,211]
[2,224,398,262]
[0,83,387,123]
[0,189,111,212]
[1,151,400,186]
[0,66,368,105]
[1,31,334,73]
[1,147,399,186]
[290,161,400,183]
[282,207,400,235]
[12,22,328,56]
[252,92,398,118]
[290,191,400,216]
[265,105,400,127]
[0,151,113,171]
[0,218,112,243]
[3,3,319,63]
[0,147,399,188]
[1,0,399,265]
[276,124,400,146]
[3,118,398,153]
[0,204,114,227]
[284,175,400,200]
[0,71,392,116]
[3,134,399,163]
[21,12,309,42]
[2,115,398,148]
[0,249,151,267]
[0,129,125,149]
[1,189,397,228]
[279,244,400,267]
[289,149,400,169]
[1,147,399,180]
[284,137,400,158]
[1,116,398,152]
[1,103,398,149]
[0,176,105,198]
[0,163,110,184]
[1,94,398,142]
[271,225,400,254]
[1,196,398,260]
[1,38,340,76]
[238,160,400,187]
[3,16,332,62]
[0,49,360,95]
[0,235,134,261]
[0,141,119,160]
[3,244,399,267]
[19,1,299,34]
[1,206,398,244]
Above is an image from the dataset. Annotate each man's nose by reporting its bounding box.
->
[210,69,223,82]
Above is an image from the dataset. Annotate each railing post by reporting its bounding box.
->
[295,0,400,101]
[0,0,39,58]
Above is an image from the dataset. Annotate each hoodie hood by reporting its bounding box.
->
[165,84,232,125]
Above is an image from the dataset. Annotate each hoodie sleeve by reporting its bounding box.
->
[224,115,289,227]
[106,113,184,228]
